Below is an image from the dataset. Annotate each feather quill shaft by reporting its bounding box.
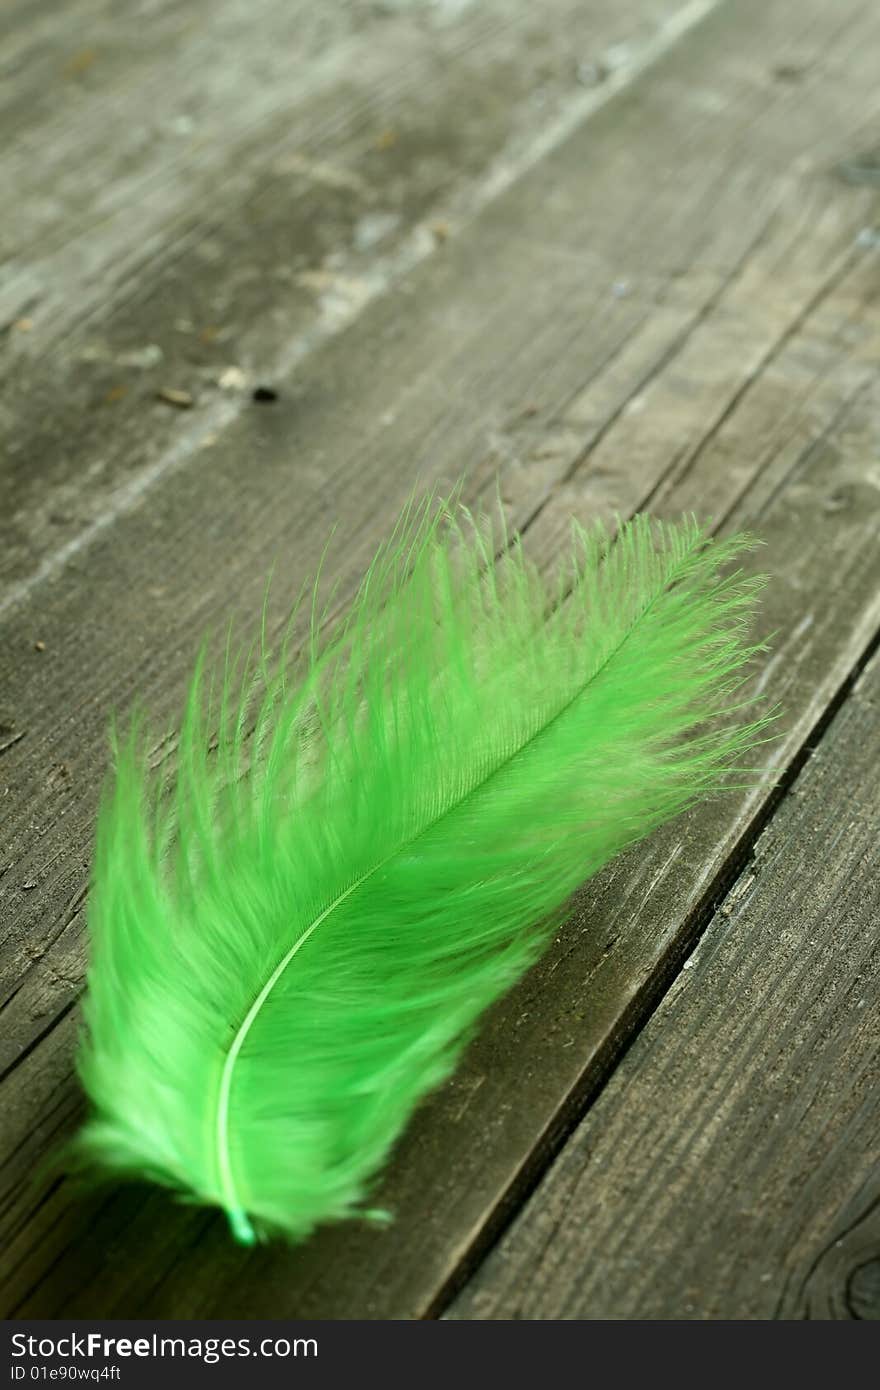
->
[74,504,769,1243]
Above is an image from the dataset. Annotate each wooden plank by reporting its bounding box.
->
[1,0,698,593]
[451,643,880,1321]
[1,0,880,1317]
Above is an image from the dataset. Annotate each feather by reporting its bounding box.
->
[73,502,769,1244]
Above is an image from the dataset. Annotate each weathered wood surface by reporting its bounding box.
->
[1,0,879,1318]
[451,644,880,1321]
[1,0,694,597]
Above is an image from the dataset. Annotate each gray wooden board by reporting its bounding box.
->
[1,0,879,1317]
[450,643,880,1321]
[1,0,695,591]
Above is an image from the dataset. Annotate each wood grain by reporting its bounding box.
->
[451,643,880,1320]
[1,0,879,1318]
[1,0,695,592]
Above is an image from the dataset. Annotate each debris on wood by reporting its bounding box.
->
[117,344,163,369]
[0,731,26,756]
[47,763,71,790]
[218,366,248,391]
[156,387,194,409]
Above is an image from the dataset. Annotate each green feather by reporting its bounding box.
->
[74,503,768,1244]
